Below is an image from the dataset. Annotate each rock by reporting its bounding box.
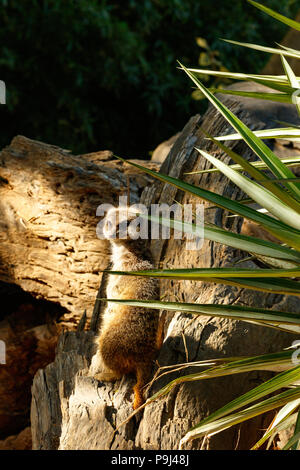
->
[0,427,32,450]
[0,281,63,440]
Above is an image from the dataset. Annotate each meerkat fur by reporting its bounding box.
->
[91,206,163,409]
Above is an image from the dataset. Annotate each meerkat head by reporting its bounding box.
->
[102,206,144,244]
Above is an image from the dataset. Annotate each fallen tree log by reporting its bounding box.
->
[30,90,300,450]
[0,138,159,326]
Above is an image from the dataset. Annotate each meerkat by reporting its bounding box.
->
[91,205,164,410]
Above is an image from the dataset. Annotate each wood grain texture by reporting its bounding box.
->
[0,137,159,325]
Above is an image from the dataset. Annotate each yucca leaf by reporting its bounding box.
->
[106,272,300,298]
[281,56,300,90]
[103,299,300,330]
[251,78,295,94]
[178,63,300,200]
[105,267,300,280]
[223,39,300,60]
[143,213,300,264]
[252,400,300,449]
[205,197,254,208]
[291,408,300,450]
[200,130,272,182]
[197,148,300,227]
[250,322,299,335]
[185,157,300,175]
[248,0,300,32]
[179,364,300,446]
[274,119,300,129]
[106,266,300,278]
[188,66,296,94]
[278,43,300,57]
[106,258,300,297]
[195,131,300,212]
[179,387,300,448]
[202,223,300,264]
[210,88,291,103]
[187,68,294,84]
[267,227,300,251]
[148,351,298,405]
[251,254,300,271]
[201,221,300,263]
[146,352,300,411]
[113,155,300,249]
[281,55,300,115]
[214,127,300,141]
[258,414,297,450]
[258,177,300,183]
[282,429,300,450]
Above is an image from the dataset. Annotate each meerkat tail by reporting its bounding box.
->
[133,387,144,410]
[156,313,166,350]
[133,364,150,410]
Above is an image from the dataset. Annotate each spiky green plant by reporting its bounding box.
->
[104,1,300,450]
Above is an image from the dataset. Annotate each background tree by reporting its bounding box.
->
[0,0,298,157]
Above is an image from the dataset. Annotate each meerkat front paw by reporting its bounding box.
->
[89,353,122,382]
[94,370,122,383]
[89,351,104,376]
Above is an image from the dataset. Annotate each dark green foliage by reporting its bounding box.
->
[0,0,298,157]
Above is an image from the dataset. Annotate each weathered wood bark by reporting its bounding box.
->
[30,90,300,450]
[0,138,159,325]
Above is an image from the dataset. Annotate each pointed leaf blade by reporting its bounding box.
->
[248,1,300,31]
[197,148,300,227]
[113,155,300,249]
[223,39,300,59]
[178,63,300,199]
[103,299,300,329]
